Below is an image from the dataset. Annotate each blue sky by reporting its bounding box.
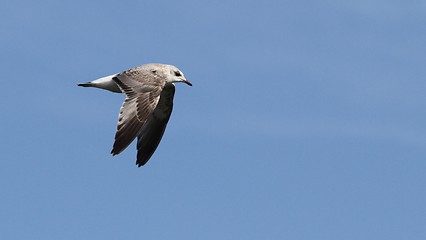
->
[1,0,425,239]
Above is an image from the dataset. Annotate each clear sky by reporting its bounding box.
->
[1,0,425,239]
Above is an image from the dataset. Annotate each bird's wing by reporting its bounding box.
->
[136,84,175,167]
[111,72,165,156]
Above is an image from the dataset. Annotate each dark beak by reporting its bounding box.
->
[183,79,192,86]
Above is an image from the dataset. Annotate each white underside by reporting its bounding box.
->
[91,73,122,93]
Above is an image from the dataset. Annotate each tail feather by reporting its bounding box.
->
[77,73,122,93]
[78,82,94,87]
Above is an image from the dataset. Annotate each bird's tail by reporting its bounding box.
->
[77,74,122,93]
[78,82,94,87]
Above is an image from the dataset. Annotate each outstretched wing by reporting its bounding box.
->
[111,72,165,156]
[136,84,175,167]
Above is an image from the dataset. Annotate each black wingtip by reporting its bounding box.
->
[136,161,146,168]
[111,149,118,156]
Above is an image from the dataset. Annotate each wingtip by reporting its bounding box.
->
[136,159,148,168]
[136,160,146,168]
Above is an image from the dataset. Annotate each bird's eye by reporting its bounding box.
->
[174,71,182,77]
[151,70,157,74]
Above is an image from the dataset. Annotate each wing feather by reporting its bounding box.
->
[136,84,175,166]
[110,73,165,156]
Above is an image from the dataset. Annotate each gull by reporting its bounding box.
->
[78,63,192,167]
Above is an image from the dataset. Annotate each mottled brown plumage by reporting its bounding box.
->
[78,63,192,167]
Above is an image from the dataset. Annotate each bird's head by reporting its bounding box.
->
[162,65,192,86]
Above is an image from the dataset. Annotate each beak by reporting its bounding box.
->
[182,79,192,86]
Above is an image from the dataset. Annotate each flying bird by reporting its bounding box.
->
[78,63,192,167]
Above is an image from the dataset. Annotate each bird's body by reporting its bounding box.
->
[78,63,192,167]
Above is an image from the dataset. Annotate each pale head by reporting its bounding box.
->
[145,64,192,86]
